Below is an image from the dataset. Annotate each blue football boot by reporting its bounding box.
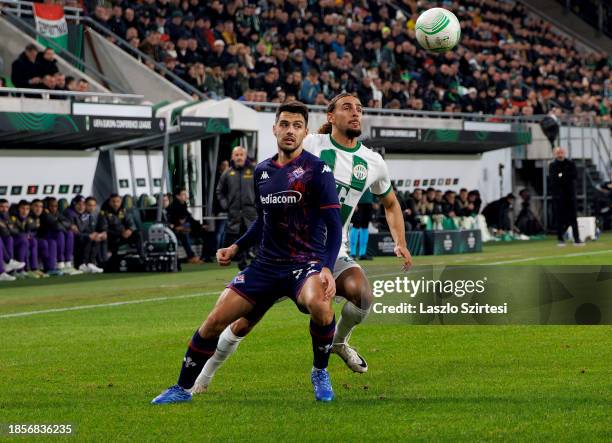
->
[311,368,334,402]
[151,384,192,405]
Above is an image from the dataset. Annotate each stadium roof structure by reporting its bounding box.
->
[364,126,533,154]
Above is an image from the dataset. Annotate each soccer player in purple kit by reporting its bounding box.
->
[152,100,343,404]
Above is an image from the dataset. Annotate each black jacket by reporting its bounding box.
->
[98,206,136,237]
[64,208,95,240]
[11,214,39,235]
[216,164,257,234]
[35,53,59,77]
[482,198,513,230]
[0,212,18,237]
[39,210,72,236]
[11,52,40,88]
[167,199,193,227]
[549,159,577,198]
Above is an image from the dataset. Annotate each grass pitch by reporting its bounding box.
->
[1,235,611,441]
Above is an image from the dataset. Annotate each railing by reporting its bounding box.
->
[1,8,128,94]
[0,87,145,104]
[0,0,83,20]
[1,0,202,99]
[80,16,204,100]
[241,100,547,125]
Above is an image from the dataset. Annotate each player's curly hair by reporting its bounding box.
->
[318,92,360,134]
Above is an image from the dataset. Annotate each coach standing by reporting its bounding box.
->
[216,146,256,270]
[549,147,583,246]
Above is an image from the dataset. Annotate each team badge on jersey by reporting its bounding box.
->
[292,167,305,179]
[352,164,368,181]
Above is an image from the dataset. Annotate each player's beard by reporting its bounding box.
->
[279,143,300,156]
[344,127,362,139]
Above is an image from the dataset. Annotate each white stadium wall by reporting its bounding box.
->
[113,150,163,197]
[0,150,99,203]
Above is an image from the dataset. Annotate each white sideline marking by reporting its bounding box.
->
[0,291,219,319]
[2,249,610,319]
[487,249,612,265]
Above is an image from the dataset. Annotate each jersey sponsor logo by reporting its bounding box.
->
[322,164,332,173]
[292,166,305,178]
[259,171,270,180]
[352,164,368,181]
[260,190,302,205]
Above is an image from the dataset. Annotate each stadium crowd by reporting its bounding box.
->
[8,44,91,95]
[82,0,611,121]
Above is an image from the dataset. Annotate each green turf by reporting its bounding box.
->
[0,235,611,441]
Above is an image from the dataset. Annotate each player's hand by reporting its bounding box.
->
[216,244,238,266]
[320,267,336,300]
[394,244,413,271]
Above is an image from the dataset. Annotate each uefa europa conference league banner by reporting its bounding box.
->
[366,266,612,325]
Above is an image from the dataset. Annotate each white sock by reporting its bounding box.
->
[197,325,243,387]
[333,301,370,345]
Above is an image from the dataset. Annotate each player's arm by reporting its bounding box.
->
[317,163,342,298]
[379,191,412,270]
[372,158,413,270]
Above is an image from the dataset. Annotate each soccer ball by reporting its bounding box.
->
[415,8,461,53]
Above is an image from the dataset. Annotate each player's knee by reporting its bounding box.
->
[305,298,334,324]
[342,277,373,308]
[230,317,253,337]
[201,313,228,337]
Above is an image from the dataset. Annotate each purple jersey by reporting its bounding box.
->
[252,150,339,265]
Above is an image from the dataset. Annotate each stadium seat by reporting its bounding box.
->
[58,198,69,213]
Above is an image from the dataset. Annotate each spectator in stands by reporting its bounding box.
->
[77,79,90,92]
[204,65,225,98]
[549,147,583,246]
[482,193,516,233]
[11,44,42,89]
[216,146,256,270]
[98,194,141,263]
[64,196,104,274]
[0,199,26,274]
[224,63,243,99]
[40,197,81,275]
[299,68,321,104]
[86,0,611,121]
[167,188,202,264]
[36,48,59,77]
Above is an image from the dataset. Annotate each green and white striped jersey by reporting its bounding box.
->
[303,133,393,252]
